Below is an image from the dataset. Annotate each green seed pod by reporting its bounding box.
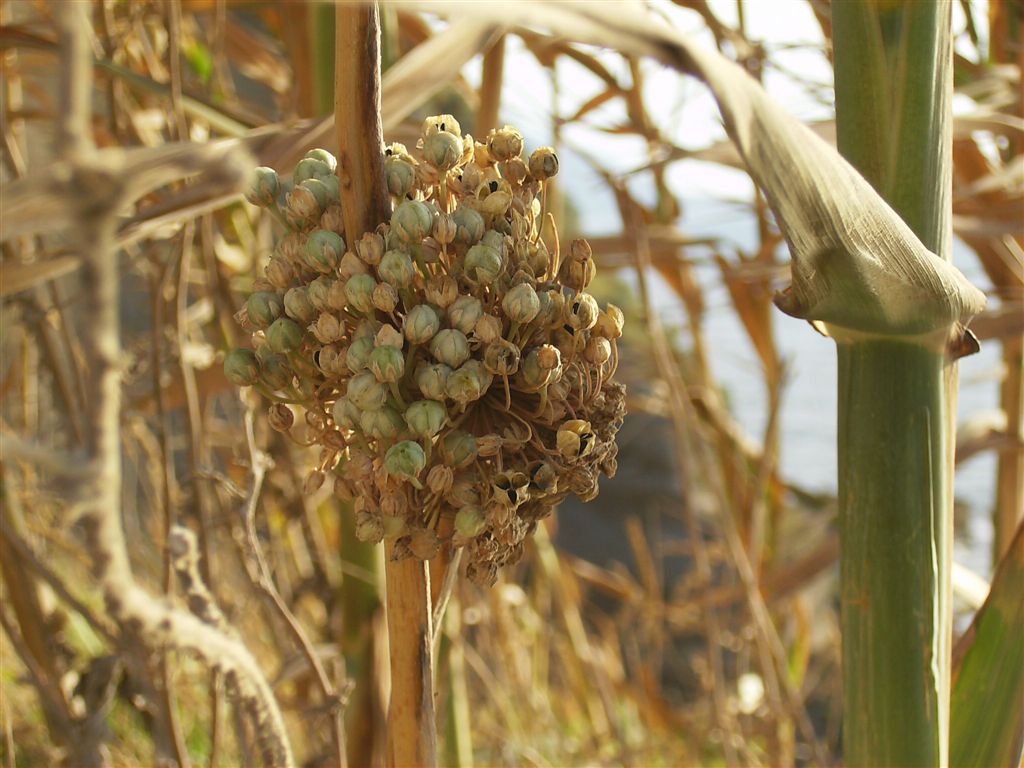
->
[528,147,559,180]
[557,419,596,460]
[346,336,374,372]
[306,277,335,312]
[356,231,385,266]
[404,400,447,438]
[384,440,427,484]
[406,237,441,265]
[429,329,470,368]
[360,406,406,440]
[446,360,491,405]
[454,505,487,538]
[344,274,377,313]
[246,167,280,207]
[492,471,530,507]
[246,291,284,329]
[378,250,415,288]
[404,305,441,344]
[391,200,433,243]
[303,229,345,273]
[440,430,477,469]
[452,205,485,245]
[372,282,399,313]
[565,293,600,331]
[331,397,360,434]
[481,229,505,252]
[385,155,416,198]
[368,345,405,383]
[353,318,383,340]
[423,131,463,171]
[502,282,541,324]
[223,348,260,386]
[486,125,524,161]
[464,243,503,286]
[448,295,483,334]
[421,114,461,137]
[425,275,458,308]
[416,362,452,400]
[294,156,333,184]
[347,371,387,411]
[520,344,560,388]
[267,403,295,432]
[483,339,521,376]
[259,354,293,390]
[304,148,337,170]
[266,318,304,353]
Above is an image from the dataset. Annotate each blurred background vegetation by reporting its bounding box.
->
[0,1,1020,766]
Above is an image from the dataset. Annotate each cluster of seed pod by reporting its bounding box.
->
[225,115,625,585]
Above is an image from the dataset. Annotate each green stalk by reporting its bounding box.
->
[832,2,954,766]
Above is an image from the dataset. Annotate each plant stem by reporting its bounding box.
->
[832,2,955,765]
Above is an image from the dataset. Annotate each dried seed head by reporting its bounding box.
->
[452,205,485,245]
[307,277,335,311]
[304,229,345,273]
[345,337,374,373]
[487,125,524,161]
[483,339,521,376]
[339,251,368,280]
[463,243,503,286]
[594,303,625,339]
[492,471,530,508]
[354,510,385,543]
[528,147,559,180]
[313,313,344,344]
[344,274,377,313]
[502,282,541,324]
[565,293,600,331]
[265,257,295,290]
[283,287,316,325]
[425,275,458,308]
[446,360,492,405]
[347,371,388,411]
[356,231,385,266]
[303,470,326,495]
[474,314,503,345]
[360,406,406,440]
[557,419,596,460]
[434,213,457,245]
[584,335,612,365]
[372,282,400,313]
[426,464,453,495]
[421,114,462,137]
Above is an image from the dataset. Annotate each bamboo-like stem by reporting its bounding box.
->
[476,34,505,135]
[832,2,954,765]
[335,6,437,766]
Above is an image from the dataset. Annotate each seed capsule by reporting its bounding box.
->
[346,336,374,372]
[564,293,600,331]
[446,360,491,405]
[360,406,406,440]
[258,354,293,390]
[368,346,405,383]
[246,167,280,207]
[385,441,427,484]
[425,275,458,308]
[557,419,596,460]
[429,329,470,368]
[492,471,530,508]
[391,200,433,243]
[405,400,447,438]
[266,318,304,353]
[452,205,485,245]
[294,157,333,184]
[422,131,463,171]
[344,274,377,313]
[385,155,416,197]
[440,430,477,468]
[356,231,385,266]
[267,403,295,432]
[416,363,452,400]
[454,505,487,538]
[246,291,284,329]
[528,147,559,180]
[584,335,612,365]
[464,243,503,285]
[378,250,415,288]
[223,349,260,386]
[502,283,541,324]
[306,277,334,311]
[339,251,368,280]
[487,125,524,161]
[404,305,441,344]
[347,371,388,411]
[332,396,360,430]
[372,282,399,313]
[483,339,521,376]
[421,114,462,137]
[448,295,483,334]
[594,303,625,339]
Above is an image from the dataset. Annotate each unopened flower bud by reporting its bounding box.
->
[487,125,524,161]
[267,403,295,432]
[452,205,485,245]
[425,275,458,308]
[391,200,433,243]
[446,360,491,405]
[356,231,385,266]
[416,363,451,400]
[474,314,503,344]
[385,155,416,198]
[266,318,304,353]
[405,400,447,438]
[448,295,483,334]
[224,348,260,386]
[385,441,427,484]
[528,147,559,180]
[347,371,387,410]
[430,329,470,368]
[246,291,284,328]
[369,345,405,383]
[378,250,415,288]
[404,305,441,344]
[564,293,600,331]
[360,406,406,439]
[492,471,530,507]
[346,336,374,372]
[372,282,399,313]
[454,505,487,538]
[502,283,541,324]
[246,167,280,207]
[557,419,596,460]
[441,430,477,468]
[344,274,377,313]
[483,339,521,375]
[332,396,360,429]
[464,243,503,285]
